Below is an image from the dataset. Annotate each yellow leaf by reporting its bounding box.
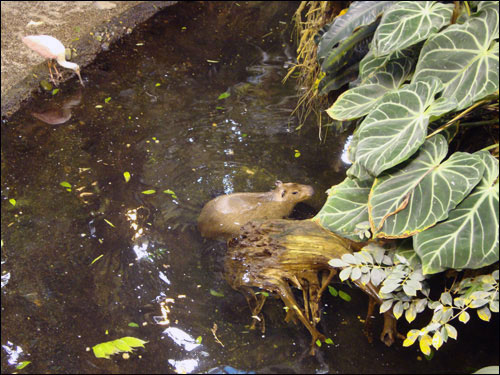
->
[403,329,420,346]
[477,307,491,322]
[123,171,131,182]
[419,334,432,356]
[458,311,470,324]
[432,331,443,350]
[444,324,457,340]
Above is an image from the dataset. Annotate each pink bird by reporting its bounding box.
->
[22,35,84,86]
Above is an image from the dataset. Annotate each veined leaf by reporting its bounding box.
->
[326,56,414,120]
[321,22,378,74]
[355,77,456,176]
[359,46,415,80]
[314,176,373,241]
[373,1,454,57]
[369,135,484,238]
[413,4,499,111]
[414,152,499,274]
[317,1,396,61]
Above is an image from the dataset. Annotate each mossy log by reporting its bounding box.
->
[225,219,403,354]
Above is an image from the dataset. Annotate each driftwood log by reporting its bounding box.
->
[224,219,403,354]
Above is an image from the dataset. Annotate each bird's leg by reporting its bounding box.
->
[47,60,59,86]
[52,62,63,81]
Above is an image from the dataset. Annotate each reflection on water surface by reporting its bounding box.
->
[1,2,497,374]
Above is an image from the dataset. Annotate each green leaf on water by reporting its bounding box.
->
[196,336,202,344]
[210,289,224,297]
[128,322,140,328]
[163,189,178,199]
[104,219,115,228]
[316,339,322,347]
[52,88,59,95]
[123,171,131,183]
[92,336,147,359]
[325,338,334,345]
[155,83,161,87]
[339,290,352,302]
[294,149,301,158]
[216,106,225,110]
[90,254,104,265]
[104,97,111,103]
[218,92,230,100]
[9,198,16,207]
[60,181,72,188]
[141,190,156,195]
[328,285,338,297]
[16,361,31,370]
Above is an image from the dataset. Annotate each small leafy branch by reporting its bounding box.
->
[329,245,499,355]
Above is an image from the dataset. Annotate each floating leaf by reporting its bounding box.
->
[141,190,156,195]
[9,198,16,207]
[90,254,104,265]
[104,97,111,103]
[104,219,115,228]
[210,289,224,297]
[52,88,59,95]
[128,322,140,328]
[92,336,147,359]
[338,290,351,302]
[217,92,230,100]
[163,189,178,199]
[60,181,72,188]
[95,105,103,109]
[328,285,339,297]
[315,339,322,347]
[123,171,131,182]
[196,336,202,344]
[325,338,334,344]
[16,361,31,370]
[155,83,161,87]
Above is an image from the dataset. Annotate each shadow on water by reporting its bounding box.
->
[1,2,498,374]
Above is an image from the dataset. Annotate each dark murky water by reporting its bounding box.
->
[1,2,498,374]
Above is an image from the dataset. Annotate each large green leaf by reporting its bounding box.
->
[317,1,396,62]
[320,22,378,75]
[413,4,499,111]
[355,77,457,176]
[372,1,454,57]
[359,47,416,81]
[369,135,485,238]
[314,176,373,241]
[414,152,499,274]
[326,56,413,120]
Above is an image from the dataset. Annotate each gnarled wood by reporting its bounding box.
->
[225,218,401,354]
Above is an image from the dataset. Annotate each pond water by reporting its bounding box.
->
[1,2,498,374]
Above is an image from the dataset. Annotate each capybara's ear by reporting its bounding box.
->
[275,180,283,187]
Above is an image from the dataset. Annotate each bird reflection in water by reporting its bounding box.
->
[31,89,82,125]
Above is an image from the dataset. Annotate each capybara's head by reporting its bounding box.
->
[272,180,314,203]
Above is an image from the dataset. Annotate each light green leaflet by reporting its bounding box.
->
[413,3,499,111]
[369,135,484,238]
[355,77,456,176]
[314,176,373,241]
[326,56,413,120]
[414,152,499,274]
[372,1,454,57]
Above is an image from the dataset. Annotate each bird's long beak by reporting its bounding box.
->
[75,69,84,87]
